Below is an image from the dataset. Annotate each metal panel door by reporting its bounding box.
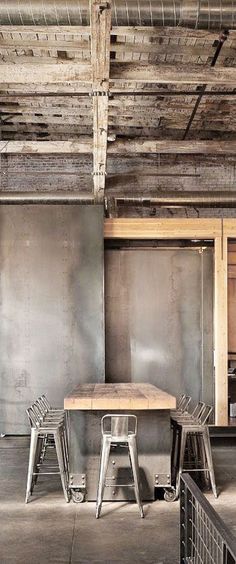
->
[0,205,104,434]
[105,247,213,404]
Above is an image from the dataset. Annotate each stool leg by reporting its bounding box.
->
[40,435,48,462]
[175,427,186,499]
[54,428,70,503]
[171,425,177,479]
[198,434,210,489]
[191,434,198,468]
[202,429,217,498]
[172,426,181,486]
[96,435,111,519]
[25,428,38,503]
[60,426,69,480]
[128,435,144,518]
[63,416,69,468]
[33,436,44,487]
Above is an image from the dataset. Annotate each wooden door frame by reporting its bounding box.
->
[104,218,233,426]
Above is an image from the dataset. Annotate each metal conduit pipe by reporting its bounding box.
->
[116,192,236,208]
[0,191,95,204]
[1,0,236,29]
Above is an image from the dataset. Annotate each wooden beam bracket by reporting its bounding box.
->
[90,91,109,96]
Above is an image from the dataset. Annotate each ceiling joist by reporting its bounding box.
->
[1,62,236,87]
[110,63,236,85]
[0,25,236,39]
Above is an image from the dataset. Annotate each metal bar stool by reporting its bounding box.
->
[173,404,217,499]
[171,400,205,424]
[175,394,192,414]
[96,414,144,519]
[25,398,69,503]
[171,403,209,487]
[34,398,69,470]
[171,401,205,486]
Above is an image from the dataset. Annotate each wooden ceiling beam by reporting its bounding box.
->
[90,0,111,202]
[109,139,236,154]
[0,25,91,35]
[0,39,90,50]
[0,24,234,40]
[110,63,236,84]
[0,140,92,154]
[1,38,235,59]
[110,26,236,39]
[1,139,236,155]
[0,62,91,84]
[1,61,235,86]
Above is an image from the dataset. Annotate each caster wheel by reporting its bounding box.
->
[71,490,85,503]
[164,488,178,502]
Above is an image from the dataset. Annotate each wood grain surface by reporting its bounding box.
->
[64,382,176,410]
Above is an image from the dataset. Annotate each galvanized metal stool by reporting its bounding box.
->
[171,401,205,488]
[172,400,206,425]
[174,394,192,415]
[35,396,69,462]
[25,397,69,503]
[172,404,217,499]
[96,414,144,519]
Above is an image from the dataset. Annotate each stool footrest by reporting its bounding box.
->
[105,483,135,488]
[33,471,61,475]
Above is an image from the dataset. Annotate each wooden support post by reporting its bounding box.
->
[90,0,111,202]
[214,235,228,426]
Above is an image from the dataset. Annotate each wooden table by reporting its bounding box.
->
[64,383,176,502]
[64,383,176,411]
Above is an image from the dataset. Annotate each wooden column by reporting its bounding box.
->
[90,0,111,202]
[214,235,228,425]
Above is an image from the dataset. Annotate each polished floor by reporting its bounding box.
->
[0,436,236,564]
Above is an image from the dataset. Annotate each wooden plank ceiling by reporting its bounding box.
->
[0,6,236,213]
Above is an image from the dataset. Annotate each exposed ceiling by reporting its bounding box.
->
[0,1,236,216]
[1,26,236,140]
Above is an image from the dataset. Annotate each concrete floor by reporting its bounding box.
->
[0,437,236,564]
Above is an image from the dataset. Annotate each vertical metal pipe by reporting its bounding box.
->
[182,30,229,140]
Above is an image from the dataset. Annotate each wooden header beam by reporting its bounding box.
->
[103,218,222,239]
[223,219,236,237]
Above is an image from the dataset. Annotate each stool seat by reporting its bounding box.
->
[96,414,144,519]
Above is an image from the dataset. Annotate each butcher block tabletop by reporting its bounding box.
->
[64,383,176,411]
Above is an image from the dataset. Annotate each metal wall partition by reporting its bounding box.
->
[180,473,236,563]
[105,245,214,405]
[0,205,104,434]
